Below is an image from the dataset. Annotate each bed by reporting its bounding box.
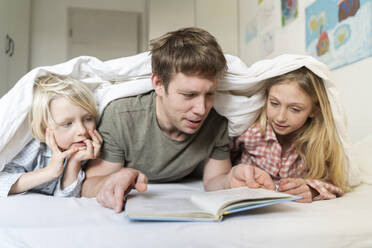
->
[1,53,372,247]
[1,180,372,248]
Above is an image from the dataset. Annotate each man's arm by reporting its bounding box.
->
[82,159,147,213]
[81,158,123,197]
[203,158,275,191]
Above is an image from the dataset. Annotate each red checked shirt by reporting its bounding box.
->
[233,123,344,201]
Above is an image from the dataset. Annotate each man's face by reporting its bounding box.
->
[154,72,218,140]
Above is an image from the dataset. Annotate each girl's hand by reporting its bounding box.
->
[278,178,313,203]
[229,164,276,190]
[45,128,78,179]
[70,129,103,163]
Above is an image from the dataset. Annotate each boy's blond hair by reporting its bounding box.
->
[29,73,98,142]
[256,67,347,190]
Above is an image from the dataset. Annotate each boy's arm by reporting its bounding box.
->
[60,130,103,190]
[9,167,58,194]
[203,158,275,191]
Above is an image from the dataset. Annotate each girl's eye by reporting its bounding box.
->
[290,108,301,113]
[270,101,279,106]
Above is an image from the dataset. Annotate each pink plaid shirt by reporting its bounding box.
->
[233,123,344,201]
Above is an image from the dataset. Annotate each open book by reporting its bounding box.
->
[124,187,301,222]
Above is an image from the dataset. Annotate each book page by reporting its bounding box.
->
[124,189,213,220]
[190,187,293,216]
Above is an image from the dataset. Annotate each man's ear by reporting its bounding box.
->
[152,74,165,96]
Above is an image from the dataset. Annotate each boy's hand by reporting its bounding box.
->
[278,178,313,203]
[70,129,103,163]
[45,128,78,178]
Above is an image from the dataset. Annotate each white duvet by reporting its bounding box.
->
[0,52,366,186]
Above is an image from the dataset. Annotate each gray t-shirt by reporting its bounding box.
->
[98,91,229,182]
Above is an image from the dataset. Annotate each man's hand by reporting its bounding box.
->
[278,178,313,203]
[96,168,148,213]
[229,164,275,190]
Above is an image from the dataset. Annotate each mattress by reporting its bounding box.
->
[1,180,371,248]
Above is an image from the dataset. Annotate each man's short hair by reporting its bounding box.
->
[150,27,227,91]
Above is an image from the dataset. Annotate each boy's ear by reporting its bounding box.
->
[151,74,165,96]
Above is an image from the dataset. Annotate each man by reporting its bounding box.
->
[82,27,274,212]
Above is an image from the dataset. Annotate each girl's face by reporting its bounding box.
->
[49,96,96,150]
[266,81,314,137]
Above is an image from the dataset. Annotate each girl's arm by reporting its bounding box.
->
[305,179,344,200]
[279,178,344,202]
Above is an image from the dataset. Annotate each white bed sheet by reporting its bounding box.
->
[1,181,371,248]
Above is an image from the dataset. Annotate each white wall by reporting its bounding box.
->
[148,0,239,56]
[148,0,195,40]
[239,0,372,143]
[30,0,147,68]
[195,0,238,56]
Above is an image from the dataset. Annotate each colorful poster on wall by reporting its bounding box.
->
[260,30,275,57]
[305,0,372,69]
[245,18,258,44]
[281,0,298,26]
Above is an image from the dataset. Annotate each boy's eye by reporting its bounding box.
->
[84,116,94,122]
[62,122,72,127]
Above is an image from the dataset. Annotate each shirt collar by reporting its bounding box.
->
[264,123,296,153]
[264,123,277,142]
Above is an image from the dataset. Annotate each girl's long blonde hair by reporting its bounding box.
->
[256,67,346,190]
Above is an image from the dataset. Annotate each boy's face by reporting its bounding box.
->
[266,81,314,137]
[48,96,96,150]
[153,72,218,140]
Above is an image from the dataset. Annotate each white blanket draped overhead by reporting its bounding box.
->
[0,52,361,186]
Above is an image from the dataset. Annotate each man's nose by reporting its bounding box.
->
[193,96,207,116]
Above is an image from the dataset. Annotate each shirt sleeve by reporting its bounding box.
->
[53,169,85,197]
[209,117,230,160]
[305,179,344,201]
[0,170,24,197]
[0,139,40,197]
[98,102,126,163]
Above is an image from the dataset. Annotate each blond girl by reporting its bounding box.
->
[233,67,346,202]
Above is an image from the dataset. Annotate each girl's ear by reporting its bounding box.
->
[309,106,319,118]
